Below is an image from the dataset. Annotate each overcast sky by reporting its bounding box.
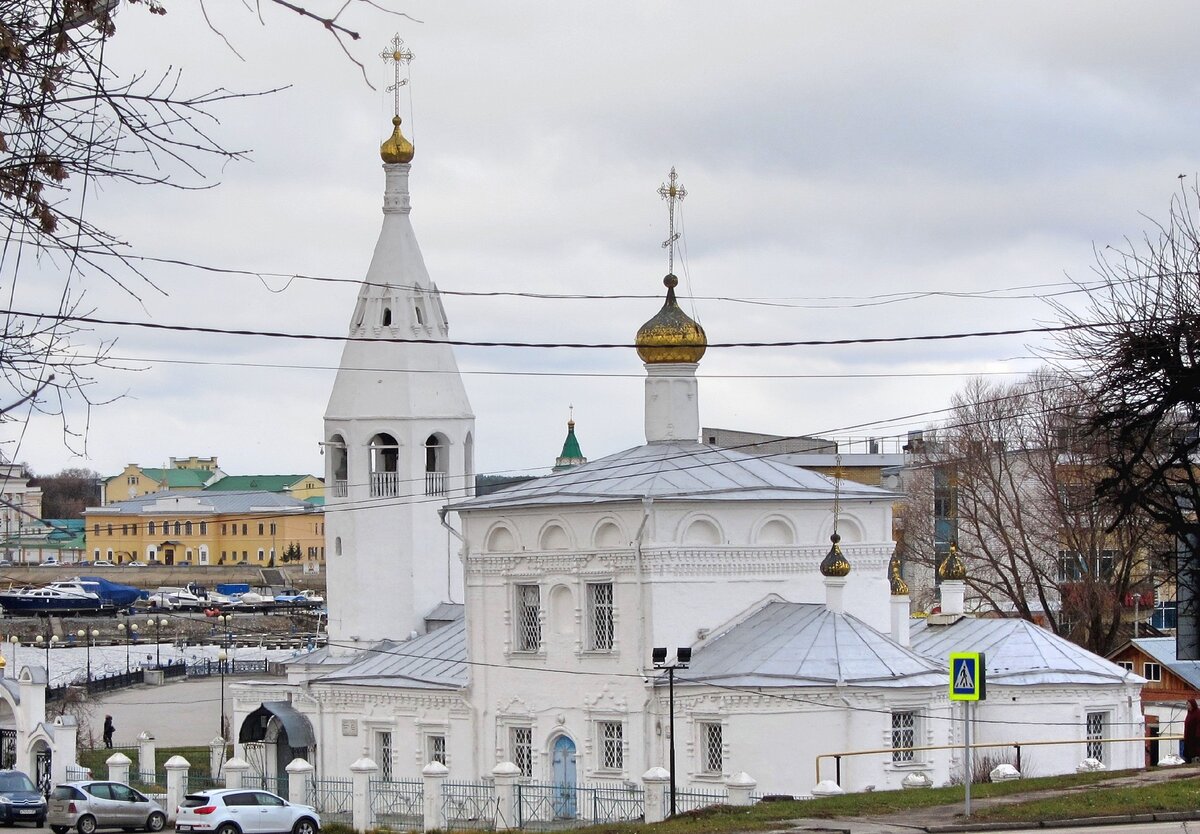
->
[7,1,1200,484]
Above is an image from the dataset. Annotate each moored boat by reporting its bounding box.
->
[0,580,112,615]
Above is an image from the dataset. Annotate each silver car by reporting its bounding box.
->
[48,781,166,834]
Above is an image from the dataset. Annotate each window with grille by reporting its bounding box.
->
[700,723,722,773]
[511,727,532,777]
[587,582,614,651]
[1086,711,1105,761]
[427,734,447,766]
[516,585,541,652]
[1143,662,1162,682]
[599,721,623,770]
[891,711,916,762]
[376,731,393,781]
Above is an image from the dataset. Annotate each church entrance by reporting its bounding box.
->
[550,735,576,819]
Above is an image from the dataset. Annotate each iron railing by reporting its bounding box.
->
[442,781,497,830]
[370,779,423,830]
[310,777,353,825]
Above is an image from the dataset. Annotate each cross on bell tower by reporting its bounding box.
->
[381,34,415,117]
[657,167,687,274]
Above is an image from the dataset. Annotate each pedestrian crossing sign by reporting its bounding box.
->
[949,652,986,701]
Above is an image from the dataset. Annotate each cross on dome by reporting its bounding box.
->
[381,34,415,118]
[379,34,416,164]
[657,167,687,274]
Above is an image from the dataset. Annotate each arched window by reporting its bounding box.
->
[425,434,447,496]
[382,307,392,326]
[414,304,424,325]
[335,537,342,557]
[370,432,400,497]
[464,432,475,497]
[329,434,348,498]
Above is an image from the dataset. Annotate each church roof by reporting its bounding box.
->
[679,601,944,689]
[315,617,467,690]
[910,616,1140,687]
[455,441,892,511]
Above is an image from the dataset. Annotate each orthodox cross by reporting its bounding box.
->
[381,35,415,117]
[832,452,843,536]
[657,167,687,274]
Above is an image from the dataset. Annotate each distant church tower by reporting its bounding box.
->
[323,40,475,650]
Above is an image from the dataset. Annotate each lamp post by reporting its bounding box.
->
[8,636,17,673]
[77,628,98,685]
[147,617,167,667]
[117,622,138,674]
[34,634,57,680]
[218,648,228,741]
[652,647,692,818]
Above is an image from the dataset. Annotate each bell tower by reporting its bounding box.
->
[323,38,475,651]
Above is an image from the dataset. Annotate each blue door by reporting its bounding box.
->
[551,735,577,819]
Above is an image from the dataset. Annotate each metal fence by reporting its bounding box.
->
[670,787,730,814]
[515,782,645,828]
[186,659,275,678]
[442,781,498,831]
[370,779,423,831]
[310,777,353,826]
[64,765,91,781]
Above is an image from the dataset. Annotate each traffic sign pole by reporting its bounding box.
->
[964,700,972,816]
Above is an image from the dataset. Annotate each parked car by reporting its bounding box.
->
[48,781,165,834]
[122,561,148,568]
[0,770,46,825]
[175,789,319,834]
[90,560,115,568]
[38,557,60,567]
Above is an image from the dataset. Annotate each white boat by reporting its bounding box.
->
[146,586,205,611]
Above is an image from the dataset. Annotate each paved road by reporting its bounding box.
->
[789,821,1200,833]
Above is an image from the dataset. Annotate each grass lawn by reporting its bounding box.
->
[76,745,212,779]
[973,774,1200,822]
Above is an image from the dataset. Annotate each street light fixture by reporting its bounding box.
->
[147,617,168,668]
[117,622,138,674]
[34,634,58,681]
[652,646,692,818]
[76,628,99,685]
[8,636,17,673]
[218,648,228,741]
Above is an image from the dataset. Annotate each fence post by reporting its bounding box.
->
[223,757,250,789]
[725,772,756,806]
[286,758,314,807]
[163,756,190,823]
[209,736,226,780]
[421,761,449,832]
[106,752,131,785]
[350,753,378,833]
[491,761,520,831]
[137,732,156,782]
[50,716,79,786]
[642,767,669,824]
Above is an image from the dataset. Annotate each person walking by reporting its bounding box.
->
[1183,700,1200,762]
[102,715,114,749]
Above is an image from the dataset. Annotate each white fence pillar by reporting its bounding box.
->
[350,754,378,833]
[106,752,131,785]
[642,767,670,824]
[209,736,226,780]
[137,732,156,781]
[50,717,79,787]
[223,757,250,789]
[286,759,314,808]
[163,756,190,823]
[422,761,449,832]
[725,772,756,806]
[491,762,520,831]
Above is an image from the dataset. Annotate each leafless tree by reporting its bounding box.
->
[901,370,1166,655]
[1,0,404,453]
[1051,181,1200,655]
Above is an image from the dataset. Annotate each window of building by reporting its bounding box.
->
[586,582,614,651]
[258,523,264,536]
[699,723,723,774]
[598,721,623,770]
[1143,662,1162,682]
[174,522,181,536]
[107,524,113,536]
[891,711,916,763]
[185,521,192,536]
[242,524,247,536]
[515,584,541,652]
[1117,661,1133,672]
[199,522,206,535]
[128,476,138,485]
[131,524,138,536]
[223,523,229,536]
[1086,711,1106,761]
[257,549,265,562]
[376,731,393,781]
[270,522,276,535]
[149,521,156,536]
[427,734,447,766]
[93,524,99,537]
[93,549,100,560]
[511,727,532,777]
[121,525,128,536]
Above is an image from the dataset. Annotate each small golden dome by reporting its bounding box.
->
[380,116,414,164]
[820,533,851,577]
[889,553,909,596]
[635,274,707,364]
[938,544,967,581]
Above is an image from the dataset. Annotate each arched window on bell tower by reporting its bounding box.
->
[370,432,400,497]
[425,433,447,495]
[328,434,348,498]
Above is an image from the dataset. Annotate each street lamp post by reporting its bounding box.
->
[652,647,692,818]
[117,622,138,674]
[76,628,98,685]
[8,636,17,673]
[218,648,228,741]
[147,618,167,667]
[34,634,58,681]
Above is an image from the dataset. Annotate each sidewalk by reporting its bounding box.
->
[778,766,1200,833]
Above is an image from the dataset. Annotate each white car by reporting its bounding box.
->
[175,789,319,834]
[90,560,116,568]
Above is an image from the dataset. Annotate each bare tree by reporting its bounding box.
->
[901,371,1165,655]
[1052,182,1200,656]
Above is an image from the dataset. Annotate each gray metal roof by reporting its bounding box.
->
[315,618,467,689]
[910,616,1141,686]
[86,490,318,515]
[1130,637,1200,689]
[454,442,893,511]
[679,602,945,689]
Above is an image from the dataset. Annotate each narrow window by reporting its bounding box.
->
[700,723,723,774]
[107,524,113,536]
[382,307,392,326]
[516,584,541,652]
[427,735,447,766]
[200,522,207,535]
[511,727,532,777]
[174,521,181,536]
[185,521,192,535]
[599,722,623,770]
[1086,711,1106,761]
[587,582,614,651]
[376,731,393,781]
[242,524,247,536]
[891,711,916,763]
[258,523,264,536]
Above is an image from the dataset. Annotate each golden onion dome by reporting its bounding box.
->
[889,553,909,596]
[635,274,707,364]
[938,544,967,581]
[380,116,415,164]
[820,533,852,578]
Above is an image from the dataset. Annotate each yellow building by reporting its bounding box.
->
[203,474,325,503]
[84,490,325,567]
[103,463,218,504]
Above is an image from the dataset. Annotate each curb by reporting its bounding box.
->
[924,809,1200,832]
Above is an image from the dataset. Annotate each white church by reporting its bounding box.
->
[228,104,1146,798]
